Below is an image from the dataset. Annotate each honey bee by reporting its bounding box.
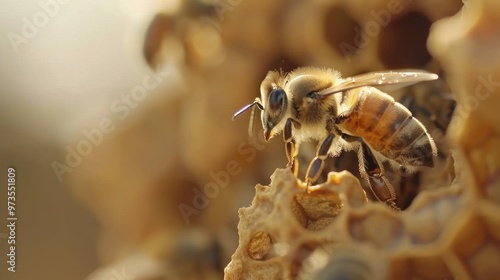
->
[233,67,438,209]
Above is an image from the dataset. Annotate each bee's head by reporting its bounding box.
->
[259,70,289,141]
[232,70,288,141]
[261,87,288,141]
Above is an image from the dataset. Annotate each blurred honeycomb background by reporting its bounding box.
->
[4,0,500,279]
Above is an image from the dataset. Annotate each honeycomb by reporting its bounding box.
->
[225,167,500,279]
[224,169,368,279]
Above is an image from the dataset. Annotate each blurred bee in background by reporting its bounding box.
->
[393,82,456,208]
[233,67,438,209]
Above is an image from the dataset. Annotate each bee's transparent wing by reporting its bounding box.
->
[318,70,438,97]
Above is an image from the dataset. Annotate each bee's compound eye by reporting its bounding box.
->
[268,88,286,110]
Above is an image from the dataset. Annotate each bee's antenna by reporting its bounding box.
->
[232,99,263,120]
[232,98,263,138]
[248,101,258,138]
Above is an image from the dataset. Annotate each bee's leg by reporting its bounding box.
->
[342,134,399,210]
[305,134,336,187]
[360,143,399,210]
[284,118,301,176]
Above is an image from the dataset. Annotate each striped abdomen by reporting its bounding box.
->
[341,87,437,167]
